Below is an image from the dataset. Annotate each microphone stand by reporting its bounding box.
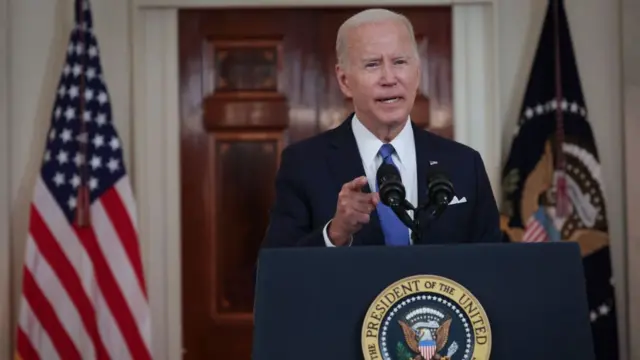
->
[411,215,421,244]
[394,196,451,244]
[391,200,423,244]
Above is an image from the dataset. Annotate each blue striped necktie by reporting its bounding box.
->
[376,144,410,246]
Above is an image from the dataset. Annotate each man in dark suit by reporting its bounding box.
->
[262,8,501,248]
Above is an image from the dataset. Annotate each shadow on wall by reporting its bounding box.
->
[499,1,547,168]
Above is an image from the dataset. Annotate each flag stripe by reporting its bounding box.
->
[100,184,146,295]
[92,198,150,346]
[22,268,81,360]
[24,234,95,360]
[17,327,41,360]
[114,175,137,232]
[28,202,110,359]
[524,224,545,242]
[73,226,151,360]
[96,287,133,360]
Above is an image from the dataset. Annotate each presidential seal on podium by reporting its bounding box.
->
[361,275,491,360]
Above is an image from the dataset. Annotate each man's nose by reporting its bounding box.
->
[380,62,397,86]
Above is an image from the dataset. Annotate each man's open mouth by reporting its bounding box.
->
[376,97,404,104]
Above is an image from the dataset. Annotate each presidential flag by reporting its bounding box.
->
[14,1,152,359]
[500,1,619,359]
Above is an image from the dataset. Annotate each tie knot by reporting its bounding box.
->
[379,144,395,162]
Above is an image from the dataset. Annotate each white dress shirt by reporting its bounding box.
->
[323,114,418,246]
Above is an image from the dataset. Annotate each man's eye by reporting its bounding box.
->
[365,62,378,68]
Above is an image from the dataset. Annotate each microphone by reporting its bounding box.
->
[409,165,455,243]
[376,163,415,232]
[426,170,455,219]
[376,163,405,208]
[374,162,455,244]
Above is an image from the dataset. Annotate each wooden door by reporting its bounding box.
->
[178,7,453,359]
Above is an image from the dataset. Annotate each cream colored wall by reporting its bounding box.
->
[623,0,640,357]
[0,0,635,359]
[0,0,11,357]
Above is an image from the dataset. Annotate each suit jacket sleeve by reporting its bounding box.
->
[261,146,326,248]
[469,150,502,243]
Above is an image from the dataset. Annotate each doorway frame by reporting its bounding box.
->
[131,0,499,358]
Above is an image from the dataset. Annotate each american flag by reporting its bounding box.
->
[522,207,560,243]
[14,1,151,359]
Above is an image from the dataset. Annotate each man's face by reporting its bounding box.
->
[336,19,420,128]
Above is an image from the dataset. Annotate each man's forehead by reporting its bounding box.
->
[346,25,414,57]
[348,19,409,39]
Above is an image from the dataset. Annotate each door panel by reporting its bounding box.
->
[179,7,453,359]
[209,133,282,317]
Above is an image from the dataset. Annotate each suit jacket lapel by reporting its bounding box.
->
[412,122,431,244]
[327,114,384,246]
[413,122,430,212]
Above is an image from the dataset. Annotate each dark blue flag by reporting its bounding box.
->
[500,1,619,359]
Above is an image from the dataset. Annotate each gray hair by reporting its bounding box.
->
[335,8,419,67]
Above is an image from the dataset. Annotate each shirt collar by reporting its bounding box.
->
[351,113,415,169]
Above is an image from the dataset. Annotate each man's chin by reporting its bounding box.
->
[353,108,410,128]
[374,111,410,126]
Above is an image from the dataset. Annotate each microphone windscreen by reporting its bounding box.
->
[426,162,446,178]
[428,172,450,186]
[376,163,401,184]
[376,163,405,207]
[426,165,454,207]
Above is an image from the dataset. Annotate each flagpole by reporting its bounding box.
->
[553,0,569,218]
[75,0,91,227]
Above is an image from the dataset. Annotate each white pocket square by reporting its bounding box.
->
[448,196,467,205]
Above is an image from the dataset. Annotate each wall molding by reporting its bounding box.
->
[132,2,497,359]
[622,3,640,359]
[0,0,11,357]
[623,85,639,360]
[131,7,182,360]
[453,3,499,200]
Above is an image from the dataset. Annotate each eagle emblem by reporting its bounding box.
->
[361,276,491,360]
[398,316,458,360]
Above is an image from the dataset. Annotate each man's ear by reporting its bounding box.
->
[335,64,353,98]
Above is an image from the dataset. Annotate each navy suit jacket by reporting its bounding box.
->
[261,114,502,248]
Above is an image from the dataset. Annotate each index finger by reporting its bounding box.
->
[345,176,368,191]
